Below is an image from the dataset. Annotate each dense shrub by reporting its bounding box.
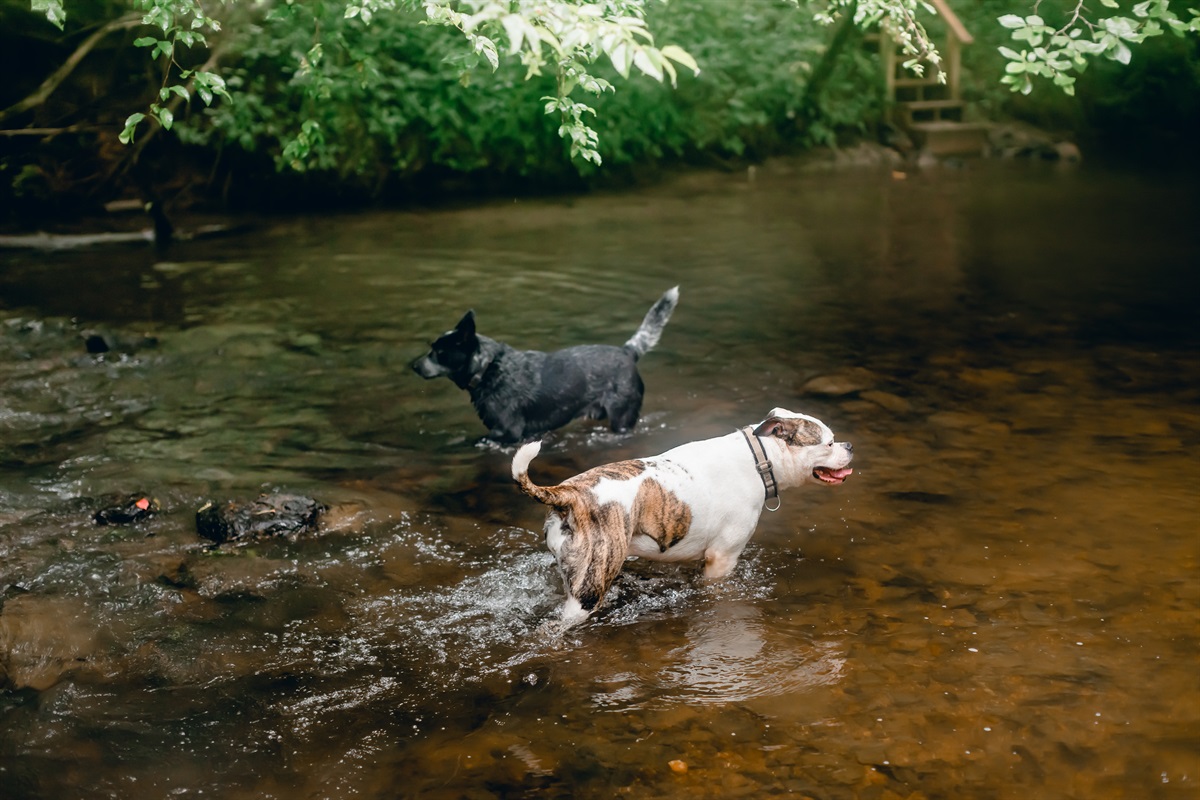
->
[180,0,881,196]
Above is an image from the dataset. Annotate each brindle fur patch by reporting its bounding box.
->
[566,459,647,489]
[557,501,630,611]
[548,466,692,612]
[632,478,693,552]
[758,417,825,447]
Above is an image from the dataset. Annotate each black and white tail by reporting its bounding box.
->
[623,286,679,360]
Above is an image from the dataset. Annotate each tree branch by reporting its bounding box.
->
[0,14,142,127]
[109,44,226,183]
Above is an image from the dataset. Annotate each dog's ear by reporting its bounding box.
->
[754,417,785,438]
[454,310,476,338]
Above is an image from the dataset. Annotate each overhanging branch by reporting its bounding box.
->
[0,14,142,127]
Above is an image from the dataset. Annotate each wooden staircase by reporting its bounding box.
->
[880,0,988,156]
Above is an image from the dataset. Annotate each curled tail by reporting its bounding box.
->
[623,286,679,360]
[512,440,569,506]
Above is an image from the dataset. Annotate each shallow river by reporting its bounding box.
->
[1,159,1197,799]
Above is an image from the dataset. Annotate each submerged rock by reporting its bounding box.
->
[801,367,878,396]
[0,595,103,691]
[196,493,326,544]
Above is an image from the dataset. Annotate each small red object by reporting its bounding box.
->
[136,497,151,510]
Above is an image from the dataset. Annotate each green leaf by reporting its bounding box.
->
[134,36,158,48]
[1103,16,1138,38]
[631,46,663,82]
[660,45,699,76]
[998,14,1025,29]
[501,14,526,56]
[997,46,1022,60]
[609,41,632,78]
[1073,39,1108,55]
[31,0,65,30]
[158,107,174,130]
[118,112,145,145]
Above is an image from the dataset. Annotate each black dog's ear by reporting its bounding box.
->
[454,310,476,338]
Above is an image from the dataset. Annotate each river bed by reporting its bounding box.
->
[1,159,1198,799]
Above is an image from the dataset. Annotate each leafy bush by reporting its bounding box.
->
[180,0,878,194]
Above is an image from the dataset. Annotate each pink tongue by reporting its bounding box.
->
[816,467,853,481]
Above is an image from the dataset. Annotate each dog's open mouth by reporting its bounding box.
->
[813,466,853,485]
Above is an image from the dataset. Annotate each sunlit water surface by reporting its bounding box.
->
[1,160,1198,799]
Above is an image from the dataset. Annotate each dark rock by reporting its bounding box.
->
[81,329,159,356]
[987,122,1081,162]
[93,494,160,525]
[196,493,326,544]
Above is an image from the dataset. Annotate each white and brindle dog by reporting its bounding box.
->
[512,408,854,626]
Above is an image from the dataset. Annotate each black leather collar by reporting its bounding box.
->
[740,425,781,511]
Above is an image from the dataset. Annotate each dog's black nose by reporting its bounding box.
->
[844,442,853,453]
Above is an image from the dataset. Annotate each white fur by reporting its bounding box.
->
[623,285,679,354]
[619,409,852,575]
[518,407,853,625]
[511,440,542,480]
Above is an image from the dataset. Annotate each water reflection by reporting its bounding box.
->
[592,601,846,710]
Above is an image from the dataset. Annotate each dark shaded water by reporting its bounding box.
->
[1,160,1198,799]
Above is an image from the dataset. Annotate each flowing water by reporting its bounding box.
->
[0,159,1197,799]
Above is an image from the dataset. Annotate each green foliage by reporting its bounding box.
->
[31,0,65,29]
[21,0,1200,193]
[995,0,1200,95]
[167,1,870,184]
[177,2,570,181]
[814,0,945,80]
[583,1,881,163]
[116,0,229,143]
[419,0,700,165]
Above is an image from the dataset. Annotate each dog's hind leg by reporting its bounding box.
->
[557,550,613,626]
[555,507,629,626]
[703,549,741,580]
[559,595,592,627]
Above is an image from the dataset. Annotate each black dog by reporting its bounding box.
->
[413,287,679,443]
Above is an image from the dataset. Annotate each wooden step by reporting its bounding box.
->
[895,99,966,125]
[899,99,965,111]
[907,120,989,156]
